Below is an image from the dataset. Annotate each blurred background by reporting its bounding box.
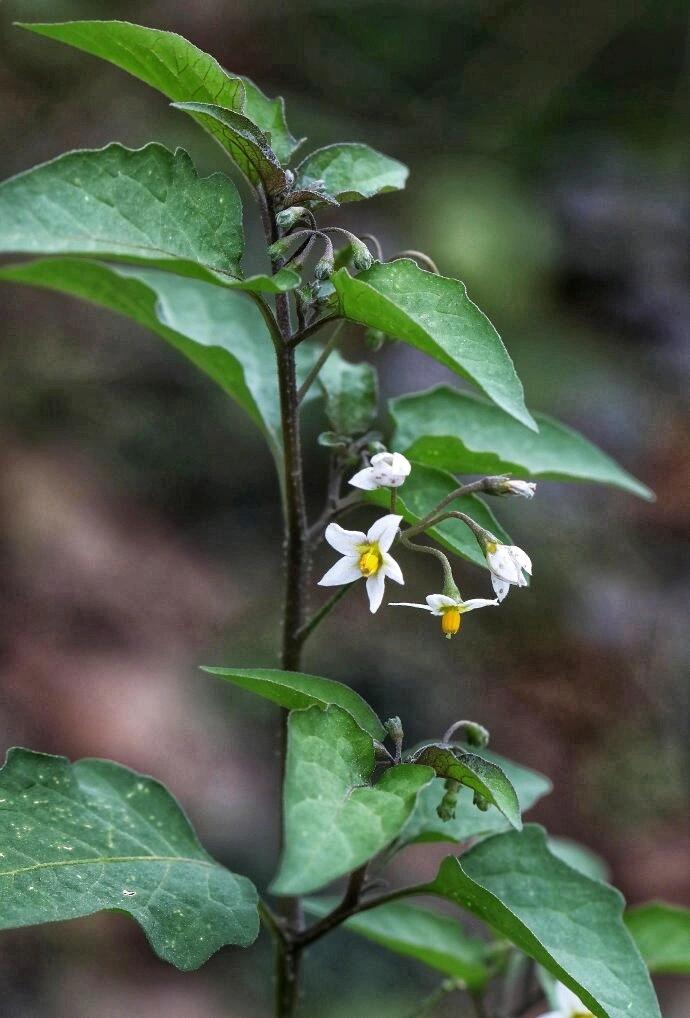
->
[0,1,688,1015]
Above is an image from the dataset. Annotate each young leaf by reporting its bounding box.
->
[0,144,244,280]
[201,667,384,740]
[237,75,304,164]
[391,386,652,500]
[0,259,284,465]
[407,745,521,831]
[294,143,408,203]
[0,748,259,970]
[625,902,690,974]
[425,826,660,1018]
[333,259,536,430]
[304,898,491,988]
[318,350,378,436]
[364,464,511,567]
[172,103,288,195]
[271,705,433,895]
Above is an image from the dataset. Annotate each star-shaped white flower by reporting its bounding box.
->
[536,982,593,1018]
[349,452,411,491]
[318,514,404,612]
[389,592,498,638]
[484,541,532,602]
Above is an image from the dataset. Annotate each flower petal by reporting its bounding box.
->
[324,522,366,554]
[348,467,380,491]
[487,545,523,583]
[426,593,457,613]
[390,452,412,477]
[555,983,592,1016]
[318,556,362,586]
[367,513,402,552]
[389,602,433,611]
[492,574,511,601]
[365,570,386,613]
[382,552,404,585]
[510,545,532,576]
[369,452,391,467]
[459,598,499,612]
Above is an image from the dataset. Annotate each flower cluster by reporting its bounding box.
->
[318,451,536,636]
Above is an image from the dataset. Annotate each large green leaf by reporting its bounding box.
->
[0,748,258,969]
[425,826,660,1018]
[318,350,378,436]
[172,103,287,195]
[333,260,535,430]
[271,705,433,895]
[398,749,551,847]
[0,144,244,281]
[294,144,408,203]
[0,259,284,463]
[304,898,491,988]
[625,902,690,974]
[391,386,652,500]
[407,745,521,831]
[18,22,302,164]
[365,464,511,568]
[201,666,384,739]
[548,836,610,881]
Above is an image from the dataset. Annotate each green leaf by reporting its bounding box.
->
[304,898,491,988]
[425,826,660,1018]
[318,350,378,436]
[0,143,244,281]
[172,103,287,195]
[364,464,511,568]
[407,745,521,830]
[0,259,284,464]
[271,705,433,895]
[0,748,258,969]
[333,259,536,430]
[201,667,384,740]
[625,902,690,974]
[391,386,652,501]
[399,749,550,847]
[226,268,300,293]
[548,836,610,882]
[294,143,408,203]
[237,75,304,164]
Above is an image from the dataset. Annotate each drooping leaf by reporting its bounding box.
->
[399,749,550,847]
[304,898,491,988]
[625,902,690,974]
[201,667,384,739]
[407,745,521,831]
[172,103,288,195]
[318,350,378,436]
[425,826,660,1018]
[294,143,408,203]
[365,464,511,568]
[333,259,536,430]
[0,259,284,463]
[391,386,652,500]
[548,836,610,882]
[0,144,244,280]
[0,748,259,969]
[271,705,433,895]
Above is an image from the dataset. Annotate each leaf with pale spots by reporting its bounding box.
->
[271,705,434,895]
[0,748,259,969]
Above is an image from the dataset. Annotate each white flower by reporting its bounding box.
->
[536,982,593,1018]
[504,479,536,498]
[389,592,498,638]
[319,514,404,613]
[349,452,411,491]
[485,542,532,602]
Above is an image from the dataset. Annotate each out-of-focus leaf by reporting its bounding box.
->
[625,902,690,974]
[548,837,610,882]
[304,898,491,988]
[365,464,510,568]
[294,143,408,203]
[426,826,660,1018]
[333,259,536,430]
[391,386,652,500]
[0,144,244,280]
[318,350,378,435]
[0,748,259,969]
[201,667,384,739]
[271,705,433,895]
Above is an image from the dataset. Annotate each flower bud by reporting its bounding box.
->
[501,479,536,498]
[437,778,461,822]
[275,206,307,230]
[473,791,491,812]
[268,237,293,259]
[364,328,386,351]
[351,237,374,271]
[314,254,335,280]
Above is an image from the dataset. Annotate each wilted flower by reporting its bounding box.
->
[349,452,412,491]
[319,514,403,613]
[536,982,593,1018]
[389,592,498,638]
[484,542,532,602]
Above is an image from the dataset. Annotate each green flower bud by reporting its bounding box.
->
[314,254,335,280]
[437,778,461,822]
[351,237,374,271]
[275,206,307,230]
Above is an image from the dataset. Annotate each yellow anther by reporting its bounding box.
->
[441,607,461,638]
[485,541,497,554]
[358,546,381,577]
